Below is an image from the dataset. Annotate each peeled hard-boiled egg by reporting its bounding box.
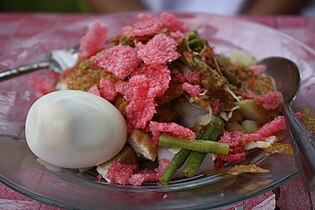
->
[25,90,127,169]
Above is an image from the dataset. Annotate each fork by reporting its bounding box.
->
[0,45,79,81]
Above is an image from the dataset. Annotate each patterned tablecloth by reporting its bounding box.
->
[0,13,315,210]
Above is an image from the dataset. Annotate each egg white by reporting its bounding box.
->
[25,90,127,169]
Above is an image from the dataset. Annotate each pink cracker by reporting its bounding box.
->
[115,81,134,101]
[182,82,202,97]
[106,161,137,185]
[117,75,157,101]
[257,116,286,137]
[149,121,196,144]
[217,152,247,163]
[212,99,220,114]
[155,158,171,177]
[132,64,171,97]
[29,75,47,89]
[150,130,160,145]
[91,45,141,79]
[117,73,171,129]
[88,85,101,96]
[136,34,180,65]
[183,71,201,84]
[243,91,283,110]
[219,131,253,148]
[126,123,134,135]
[129,158,170,186]
[160,12,189,33]
[217,132,248,163]
[97,174,103,181]
[126,99,157,129]
[120,75,154,99]
[29,75,56,98]
[217,115,292,163]
[170,30,185,41]
[248,64,266,75]
[48,71,60,80]
[78,22,108,59]
[105,159,170,186]
[218,131,265,147]
[35,84,55,98]
[129,171,159,186]
[218,115,290,149]
[218,131,263,163]
[99,78,117,102]
[123,14,163,37]
[137,13,154,20]
[172,73,186,83]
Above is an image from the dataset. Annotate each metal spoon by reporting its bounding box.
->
[0,45,79,82]
[260,57,315,190]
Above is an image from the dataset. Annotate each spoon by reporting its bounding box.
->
[0,45,79,82]
[260,56,315,190]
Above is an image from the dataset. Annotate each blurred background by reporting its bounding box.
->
[0,0,314,16]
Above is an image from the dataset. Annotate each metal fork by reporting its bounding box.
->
[0,45,79,81]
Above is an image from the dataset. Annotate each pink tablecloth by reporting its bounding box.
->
[0,13,315,210]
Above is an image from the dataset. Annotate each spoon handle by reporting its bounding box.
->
[0,60,50,82]
[284,104,315,190]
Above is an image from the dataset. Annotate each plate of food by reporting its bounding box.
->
[1,12,315,209]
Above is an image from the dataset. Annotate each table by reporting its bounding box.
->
[0,13,315,210]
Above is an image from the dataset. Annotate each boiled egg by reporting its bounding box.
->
[25,90,127,169]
